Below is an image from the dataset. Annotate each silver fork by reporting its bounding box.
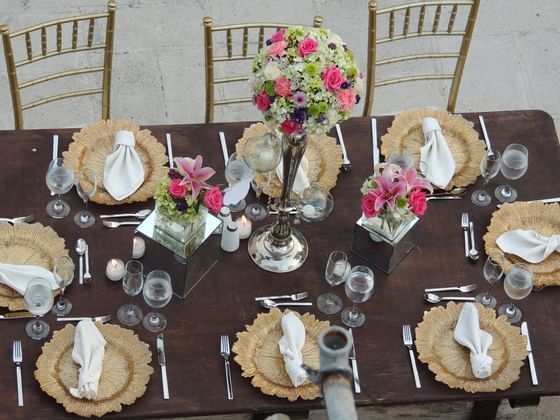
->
[220,335,233,400]
[461,213,470,258]
[254,292,308,301]
[402,325,421,389]
[12,340,23,406]
[0,215,34,224]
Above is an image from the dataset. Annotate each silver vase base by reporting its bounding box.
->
[248,224,308,273]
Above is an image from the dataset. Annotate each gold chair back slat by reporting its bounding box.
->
[203,16,323,123]
[1,0,116,129]
[363,0,480,116]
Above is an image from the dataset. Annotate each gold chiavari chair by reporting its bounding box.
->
[203,16,323,123]
[363,0,480,115]
[0,0,116,129]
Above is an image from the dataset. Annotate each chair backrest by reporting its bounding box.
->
[0,0,116,129]
[363,0,480,116]
[203,16,323,123]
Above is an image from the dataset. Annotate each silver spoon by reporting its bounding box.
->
[99,209,152,220]
[75,239,86,285]
[428,187,467,197]
[102,220,141,228]
[424,284,477,293]
[259,298,312,309]
[424,293,476,304]
[468,221,480,261]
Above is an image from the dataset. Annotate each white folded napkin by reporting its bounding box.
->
[103,130,145,201]
[420,117,456,189]
[276,156,309,196]
[453,303,493,379]
[278,312,307,387]
[497,229,560,264]
[69,319,107,400]
[0,262,58,295]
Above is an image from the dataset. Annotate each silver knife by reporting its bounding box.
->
[521,322,539,386]
[0,311,34,320]
[498,197,560,208]
[335,123,351,171]
[157,333,170,399]
[348,329,361,393]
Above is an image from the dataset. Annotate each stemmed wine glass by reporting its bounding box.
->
[495,143,529,203]
[341,265,374,328]
[23,277,54,340]
[317,250,351,314]
[498,262,533,323]
[51,256,75,316]
[471,148,501,207]
[475,255,504,309]
[117,260,144,326]
[45,157,74,218]
[225,151,255,212]
[142,270,173,332]
[74,168,97,228]
[246,173,271,221]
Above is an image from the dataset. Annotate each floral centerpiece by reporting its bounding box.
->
[360,163,433,241]
[251,26,362,135]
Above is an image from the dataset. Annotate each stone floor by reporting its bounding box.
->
[1,1,559,419]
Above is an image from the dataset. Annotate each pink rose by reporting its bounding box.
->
[281,119,301,135]
[168,178,187,199]
[408,189,428,216]
[255,91,271,112]
[322,66,344,91]
[336,88,357,111]
[203,187,223,214]
[361,190,381,218]
[271,28,285,43]
[268,40,287,58]
[274,76,292,97]
[298,37,318,57]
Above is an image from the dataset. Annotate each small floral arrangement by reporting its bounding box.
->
[154,155,223,222]
[251,26,362,135]
[360,163,433,232]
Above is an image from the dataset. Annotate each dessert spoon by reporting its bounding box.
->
[259,298,312,309]
[424,293,476,304]
[100,209,152,219]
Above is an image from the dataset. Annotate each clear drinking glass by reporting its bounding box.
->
[495,143,529,203]
[74,168,97,228]
[117,260,144,326]
[24,277,54,340]
[475,255,504,308]
[45,157,74,218]
[341,265,374,328]
[51,256,75,316]
[245,173,271,221]
[317,250,351,314]
[471,148,501,207]
[225,151,255,212]
[142,270,173,332]
[498,263,533,323]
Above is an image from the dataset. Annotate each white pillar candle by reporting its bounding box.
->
[132,236,146,259]
[235,215,252,240]
[106,258,125,281]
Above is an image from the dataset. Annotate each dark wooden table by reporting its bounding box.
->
[1,110,559,419]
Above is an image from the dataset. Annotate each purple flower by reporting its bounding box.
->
[266,39,272,46]
[291,108,307,124]
[341,81,351,89]
[328,43,336,49]
[168,169,181,179]
[293,92,307,108]
[355,94,361,104]
[175,200,188,212]
[317,115,326,123]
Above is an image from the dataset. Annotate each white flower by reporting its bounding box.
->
[264,62,282,81]
[326,109,341,125]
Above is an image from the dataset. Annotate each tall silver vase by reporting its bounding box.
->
[248,132,309,273]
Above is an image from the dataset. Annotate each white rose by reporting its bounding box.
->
[264,62,282,81]
[326,109,341,125]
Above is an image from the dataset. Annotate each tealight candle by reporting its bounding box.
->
[301,204,316,219]
[106,258,125,281]
[236,215,252,240]
[132,236,146,259]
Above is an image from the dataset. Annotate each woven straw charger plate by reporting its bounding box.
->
[64,120,168,205]
[232,308,329,401]
[35,322,154,417]
[381,108,486,189]
[484,201,560,289]
[235,123,343,198]
[0,222,66,310]
[415,302,527,393]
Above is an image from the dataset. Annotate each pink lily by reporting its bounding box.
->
[398,167,433,193]
[175,155,216,200]
[374,176,407,212]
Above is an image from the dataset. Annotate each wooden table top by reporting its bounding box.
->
[0,110,559,419]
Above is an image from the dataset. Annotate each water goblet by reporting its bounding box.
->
[495,143,528,203]
[471,148,501,207]
[142,270,173,332]
[45,157,74,218]
[498,263,533,323]
[117,260,144,326]
[245,173,271,221]
[225,151,255,212]
[341,265,374,328]
[317,250,351,314]
[475,255,504,308]
[74,168,97,228]
[51,256,75,316]
[23,277,54,340]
